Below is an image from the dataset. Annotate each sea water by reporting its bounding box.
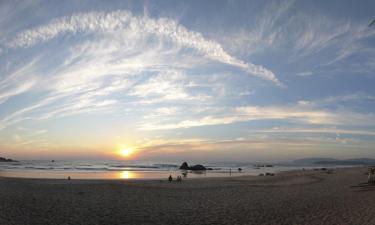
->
[0,160,320,180]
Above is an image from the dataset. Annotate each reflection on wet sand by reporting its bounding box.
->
[118,171,136,179]
[0,169,245,180]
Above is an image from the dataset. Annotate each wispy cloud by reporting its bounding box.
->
[139,104,375,130]
[258,127,375,137]
[297,93,375,110]
[136,135,375,161]
[219,0,295,56]
[220,0,375,75]
[4,10,280,85]
[0,9,284,131]
[0,59,39,104]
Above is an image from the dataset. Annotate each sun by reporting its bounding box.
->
[116,145,136,159]
[119,148,134,157]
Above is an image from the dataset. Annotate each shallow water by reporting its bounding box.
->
[0,169,252,180]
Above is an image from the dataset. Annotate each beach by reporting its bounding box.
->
[0,166,374,225]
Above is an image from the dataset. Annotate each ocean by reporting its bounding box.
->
[0,160,326,180]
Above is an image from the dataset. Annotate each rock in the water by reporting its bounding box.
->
[179,162,208,170]
[0,157,17,162]
[190,164,207,170]
[179,162,189,170]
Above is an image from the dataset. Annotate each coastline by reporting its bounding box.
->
[0,165,358,183]
[0,168,254,180]
[1,166,375,225]
[0,160,335,181]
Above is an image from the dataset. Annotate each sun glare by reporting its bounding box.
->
[120,148,133,157]
[117,145,135,158]
[119,171,134,179]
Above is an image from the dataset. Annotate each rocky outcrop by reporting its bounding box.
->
[0,157,17,162]
[179,162,207,171]
[179,162,189,170]
[190,165,207,171]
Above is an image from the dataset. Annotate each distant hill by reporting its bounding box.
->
[315,158,375,165]
[293,158,338,165]
[293,157,375,166]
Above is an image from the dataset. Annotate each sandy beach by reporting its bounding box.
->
[0,166,374,225]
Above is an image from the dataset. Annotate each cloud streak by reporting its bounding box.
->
[139,104,375,130]
[5,10,280,85]
[220,0,375,76]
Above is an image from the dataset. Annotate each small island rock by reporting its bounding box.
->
[179,162,189,170]
[179,162,208,170]
[190,164,207,171]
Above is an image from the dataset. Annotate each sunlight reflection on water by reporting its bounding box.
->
[119,171,135,179]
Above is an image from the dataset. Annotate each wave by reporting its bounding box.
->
[109,165,159,169]
[24,166,55,170]
[153,164,178,168]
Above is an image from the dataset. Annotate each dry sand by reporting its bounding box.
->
[0,167,375,225]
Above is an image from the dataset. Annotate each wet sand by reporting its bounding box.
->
[0,166,374,225]
[0,169,250,180]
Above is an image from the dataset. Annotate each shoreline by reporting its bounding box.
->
[0,165,365,183]
[0,165,360,182]
[0,163,347,181]
[0,168,253,181]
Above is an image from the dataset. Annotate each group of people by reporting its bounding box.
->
[168,175,182,182]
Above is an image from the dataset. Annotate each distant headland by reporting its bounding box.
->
[293,157,375,166]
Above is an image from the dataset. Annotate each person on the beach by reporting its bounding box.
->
[368,168,375,184]
[168,175,173,182]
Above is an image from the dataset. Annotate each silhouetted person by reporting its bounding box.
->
[168,175,173,182]
[368,168,375,184]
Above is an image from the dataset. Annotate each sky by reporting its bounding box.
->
[0,0,374,162]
